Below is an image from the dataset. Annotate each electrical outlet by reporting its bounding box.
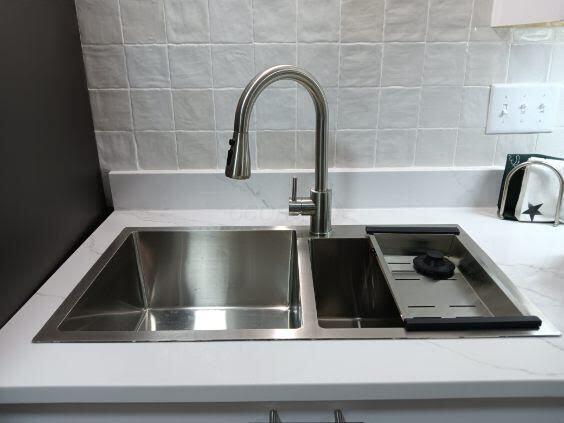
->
[486,84,560,134]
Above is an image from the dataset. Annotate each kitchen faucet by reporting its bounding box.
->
[225,65,332,236]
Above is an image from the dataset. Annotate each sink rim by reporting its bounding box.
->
[33,225,560,342]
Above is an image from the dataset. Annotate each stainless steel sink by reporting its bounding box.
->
[34,226,559,342]
[309,238,402,329]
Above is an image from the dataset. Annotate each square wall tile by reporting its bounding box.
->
[298,0,340,42]
[169,45,212,88]
[423,43,467,86]
[298,87,338,130]
[454,128,496,166]
[379,88,420,129]
[470,0,510,41]
[460,86,490,128]
[257,131,295,169]
[256,88,297,130]
[465,43,509,85]
[336,130,376,167]
[254,0,296,42]
[125,45,170,88]
[375,129,416,166]
[384,0,428,42]
[338,88,379,129]
[414,129,456,166]
[136,131,178,169]
[508,44,552,83]
[420,86,462,128]
[298,44,340,87]
[536,129,564,157]
[131,90,174,130]
[339,44,382,87]
[120,0,166,43]
[549,45,564,83]
[382,43,425,87]
[214,88,243,130]
[255,44,297,88]
[173,89,215,130]
[90,90,133,131]
[164,0,210,43]
[95,131,137,170]
[178,131,218,169]
[83,45,128,88]
[427,0,473,42]
[212,44,254,88]
[296,130,336,169]
[75,0,122,44]
[494,134,537,165]
[341,0,385,42]
[209,0,253,43]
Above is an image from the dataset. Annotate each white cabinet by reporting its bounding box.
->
[491,0,564,27]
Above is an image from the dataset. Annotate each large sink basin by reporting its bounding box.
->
[58,230,301,332]
[34,226,559,342]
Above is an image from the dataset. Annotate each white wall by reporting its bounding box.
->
[75,0,564,178]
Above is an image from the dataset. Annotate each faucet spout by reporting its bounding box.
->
[224,65,332,235]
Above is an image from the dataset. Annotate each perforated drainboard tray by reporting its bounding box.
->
[385,255,494,319]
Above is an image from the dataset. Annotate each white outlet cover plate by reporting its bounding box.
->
[486,83,560,134]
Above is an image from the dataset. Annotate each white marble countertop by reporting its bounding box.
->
[1,207,563,404]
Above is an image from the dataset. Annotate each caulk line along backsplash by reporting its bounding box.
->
[76,0,564,175]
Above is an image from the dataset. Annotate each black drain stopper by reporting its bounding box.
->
[413,250,455,280]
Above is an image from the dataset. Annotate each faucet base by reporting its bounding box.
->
[309,189,332,236]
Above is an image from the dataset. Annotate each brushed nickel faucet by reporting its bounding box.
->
[225,65,332,236]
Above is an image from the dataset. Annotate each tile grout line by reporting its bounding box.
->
[116,0,140,170]
[413,0,432,167]
[335,0,343,168]
[206,0,220,170]
[374,0,387,167]
[162,0,179,170]
[456,0,478,167]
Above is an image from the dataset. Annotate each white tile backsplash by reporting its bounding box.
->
[415,128,457,166]
[131,90,174,130]
[422,43,467,86]
[83,45,128,88]
[120,0,166,43]
[339,44,382,87]
[169,45,212,88]
[136,131,178,169]
[382,43,425,87]
[298,0,340,42]
[125,45,170,88]
[427,0,473,42]
[164,0,210,43]
[76,0,123,44]
[172,89,215,130]
[253,0,296,43]
[78,0,564,173]
[419,86,462,128]
[177,131,218,168]
[338,88,379,129]
[384,0,428,42]
[341,0,385,43]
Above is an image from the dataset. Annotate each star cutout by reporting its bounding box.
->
[523,202,543,222]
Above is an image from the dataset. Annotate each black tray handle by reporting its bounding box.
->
[404,316,542,331]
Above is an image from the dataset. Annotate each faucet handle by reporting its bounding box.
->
[291,176,297,202]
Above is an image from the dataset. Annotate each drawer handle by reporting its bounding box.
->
[269,409,347,422]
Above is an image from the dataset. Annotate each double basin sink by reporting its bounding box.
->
[34,226,558,342]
